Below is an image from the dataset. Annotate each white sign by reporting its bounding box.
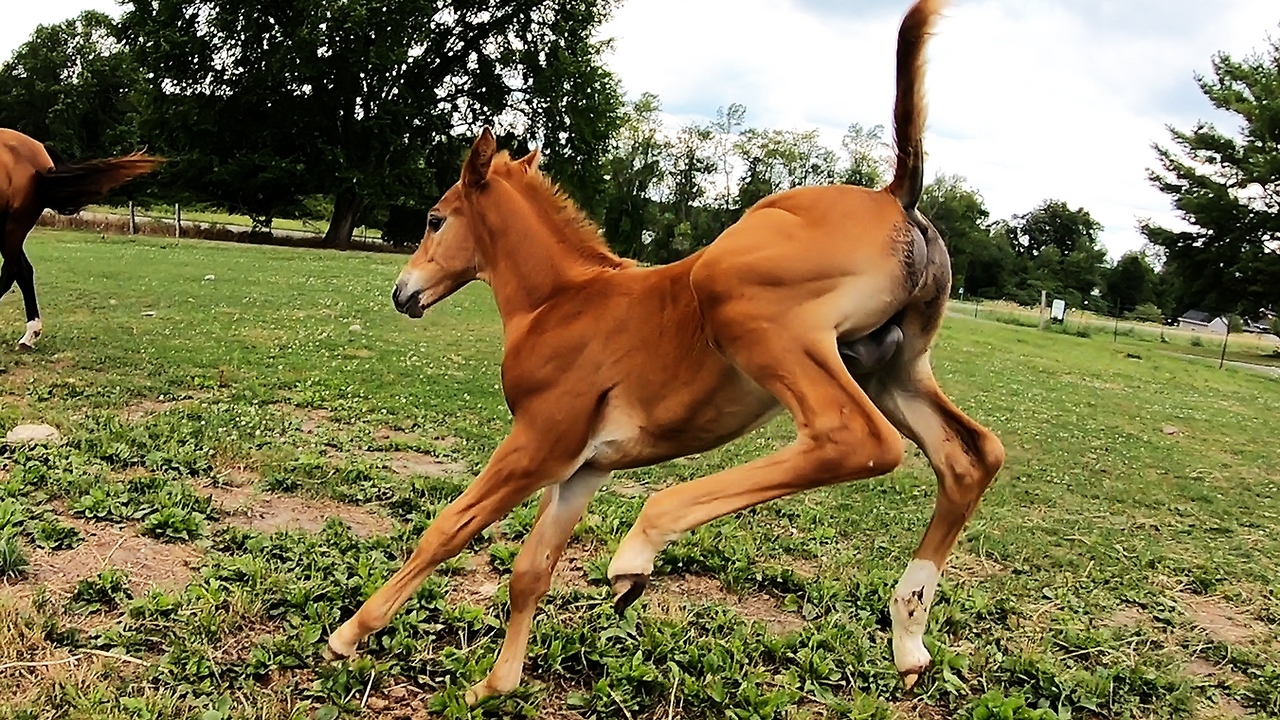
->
[1050,299,1067,321]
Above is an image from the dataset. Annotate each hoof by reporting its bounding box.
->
[611,573,650,615]
[15,340,35,353]
[323,636,357,661]
[465,681,497,707]
[901,671,921,691]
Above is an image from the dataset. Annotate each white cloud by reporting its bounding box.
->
[600,0,1280,259]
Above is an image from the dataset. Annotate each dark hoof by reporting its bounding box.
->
[611,573,650,615]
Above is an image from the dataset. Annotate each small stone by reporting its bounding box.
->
[1163,425,1180,436]
[204,274,216,281]
[142,311,157,317]
[365,697,388,711]
[388,687,408,700]
[349,324,362,333]
[6,424,61,445]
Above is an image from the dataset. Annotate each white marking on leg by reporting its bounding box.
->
[890,558,939,674]
[18,319,42,349]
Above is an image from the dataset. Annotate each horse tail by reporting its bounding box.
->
[885,0,945,212]
[36,153,164,216]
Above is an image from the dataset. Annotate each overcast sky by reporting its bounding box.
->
[5,0,1277,258]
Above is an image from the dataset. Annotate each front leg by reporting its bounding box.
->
[466,466,609,705]
[326,424,585,659]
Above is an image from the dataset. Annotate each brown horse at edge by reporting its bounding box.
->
[329,0,1004,703]
[0,128,161,350]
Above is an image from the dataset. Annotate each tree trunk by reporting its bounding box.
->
[324,188,365,251]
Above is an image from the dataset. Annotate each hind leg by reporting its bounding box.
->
[15,252,41,351]
[866,356,1004,685]
[608,278,907,606]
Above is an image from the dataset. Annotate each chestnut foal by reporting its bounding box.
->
[328,0,1003,702]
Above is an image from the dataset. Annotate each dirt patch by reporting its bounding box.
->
[1179,593,1260,645]
[273,404,332,434]
[373,426,418,443]
[1186,659,1222,678]
[551,545,597,592]
[948,551,1008,581]
[1196,696,1251,719]
[205,486,393,538]
[119,399,181,423]
[892,699,950,720]
[1109,605,1151,629]
[648,574,805,635]
[5,517,199,600]
[446,554,504,608]
[387,451,467,477]
[607,479,649,498]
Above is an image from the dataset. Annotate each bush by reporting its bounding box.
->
[1128,302,1163,324]
[1190,335,1204,347]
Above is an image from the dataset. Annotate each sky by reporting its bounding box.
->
[4,0,1278,259]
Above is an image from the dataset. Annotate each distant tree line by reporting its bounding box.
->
[1,5,1275,324]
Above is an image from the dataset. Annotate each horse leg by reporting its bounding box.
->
[466,466,608,705]
[15,251,41,351]
[325,423,586,659]
[608,326,905,609]
[864,358,1004,686]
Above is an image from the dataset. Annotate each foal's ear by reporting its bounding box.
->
[515,148,541,173]
[463,127,497,189]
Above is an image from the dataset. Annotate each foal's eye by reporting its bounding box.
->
[427,215,445,233]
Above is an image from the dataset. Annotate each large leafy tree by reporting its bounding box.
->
[1006,200,1108,309]
[1143,38,1280,319]
[0,11,144,160]
[1102,252,1160,317]
[120,0,623,245]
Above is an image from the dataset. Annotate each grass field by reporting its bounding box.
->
[2,229,1279,720]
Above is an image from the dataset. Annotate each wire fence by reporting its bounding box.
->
[947,299,1280,365]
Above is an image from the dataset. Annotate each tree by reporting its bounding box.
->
[839,123,890,188]
[1102,252,1159,316]
[0,11,144,160]
[1007,200,1108,310]
[919,175,1016,299]
[121,0,623,245]
[601,93,667,259]
[710,103,746,212]
[1142,37,1280,319]
[734,128,838,209]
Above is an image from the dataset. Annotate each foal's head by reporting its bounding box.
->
[391,127,542,318]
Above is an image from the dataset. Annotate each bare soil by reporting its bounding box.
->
[647,574,805,635]
[204,485,393,538]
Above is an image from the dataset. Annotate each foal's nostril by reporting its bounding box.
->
[392,285,403,309]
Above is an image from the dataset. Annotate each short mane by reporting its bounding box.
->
[496,152,633,270]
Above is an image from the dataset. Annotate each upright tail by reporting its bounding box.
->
[886,0,945,212]
[36,153,164,216]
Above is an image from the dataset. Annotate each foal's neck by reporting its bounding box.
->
[476,186,618,322]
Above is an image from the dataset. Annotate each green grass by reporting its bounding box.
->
[2,229,1279,719]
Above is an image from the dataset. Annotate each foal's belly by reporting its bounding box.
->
[587,367,783,471]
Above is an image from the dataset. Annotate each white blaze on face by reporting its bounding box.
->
[890,558,939,674]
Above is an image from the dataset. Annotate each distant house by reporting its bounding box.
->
[1178,310,1229,335]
